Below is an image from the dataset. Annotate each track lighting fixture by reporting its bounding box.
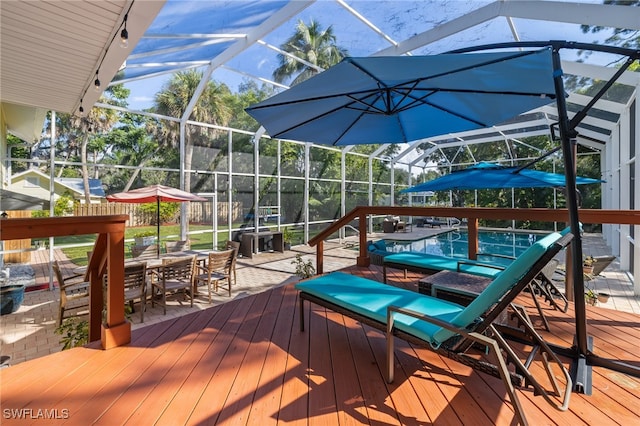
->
[94,71,101,92]
[120,14,129,48]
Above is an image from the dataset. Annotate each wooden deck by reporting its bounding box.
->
[2,265,639,425]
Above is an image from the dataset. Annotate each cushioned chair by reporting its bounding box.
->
[53,260,90,326]
[367,240,389,266]
[296,231,574,425]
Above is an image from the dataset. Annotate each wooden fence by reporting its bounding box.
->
[1,210,31,263]
[74,201,243,227]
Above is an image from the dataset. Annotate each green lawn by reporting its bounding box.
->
[42,223,307,266]
[47,224,223,266]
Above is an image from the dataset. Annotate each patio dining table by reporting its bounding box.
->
[73,250,209,277]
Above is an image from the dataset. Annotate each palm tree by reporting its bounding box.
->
[152,69,232,192]
[69,100,120,204]
[273,19,348,85]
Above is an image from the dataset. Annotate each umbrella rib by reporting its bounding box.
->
[270,97,372,139]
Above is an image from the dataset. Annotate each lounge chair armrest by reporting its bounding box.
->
[477,252,516,260]
[456,260,505,272]
[386,305,469,337]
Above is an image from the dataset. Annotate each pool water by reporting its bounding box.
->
[387,230,544,263]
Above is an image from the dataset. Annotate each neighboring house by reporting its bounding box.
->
[7,169,105,205]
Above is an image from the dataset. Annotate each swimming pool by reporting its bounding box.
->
[386,230,545,263]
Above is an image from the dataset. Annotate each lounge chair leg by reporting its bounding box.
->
[527,283,550,331]
[472,330,529,426]
[299,297,305,332]
[386,310,395,383]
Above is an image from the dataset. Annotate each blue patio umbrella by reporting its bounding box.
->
[246,40,640,390]
[402,162,602,192]
[246,48,557,145]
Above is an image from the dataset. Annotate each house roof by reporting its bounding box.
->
[11,169,105,198]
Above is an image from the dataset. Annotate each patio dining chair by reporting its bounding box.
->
[131,244,159,260]
[195,249,236,300]
[151,256,197,314]
[165,240,190,253]
[53,260,90,326]
[225,240,240,285]
[123,262,149,322]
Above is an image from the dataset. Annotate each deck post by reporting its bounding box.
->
[316,240,324,275]
[467,217,479,260]
[101,228,131,349]
[357,213,370,267]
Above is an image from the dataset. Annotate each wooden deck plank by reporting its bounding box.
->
[214,286,289,426]
[246,284,299,426]
[308,308,340,425]
[124,301,241,426]
[93,301,252,425]
[149,300,239,425]
[276,288,311,426]
[184,290,271,425]
[392,340,464,426]
[71,303,233,426]
[1,264,640,426]
[343,317,402,425]
[325,311,374,426]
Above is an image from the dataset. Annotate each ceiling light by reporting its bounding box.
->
[120,14,129,48]
[94,71,101,92]
[79,99,84,115]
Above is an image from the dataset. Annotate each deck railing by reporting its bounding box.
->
[1,215,130,349]
[308,206,640,297]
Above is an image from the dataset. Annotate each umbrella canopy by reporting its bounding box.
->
[402,162,603,192]
[107,185,206,258]
[246,48,556,146]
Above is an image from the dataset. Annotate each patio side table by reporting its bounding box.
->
[418,270,491,306]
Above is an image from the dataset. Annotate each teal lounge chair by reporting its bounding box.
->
[296,231,574,425]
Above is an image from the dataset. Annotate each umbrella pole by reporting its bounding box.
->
[156,198,161,259]
[552,48,591,394]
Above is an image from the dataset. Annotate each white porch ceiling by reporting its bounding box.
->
[0,0,164,141]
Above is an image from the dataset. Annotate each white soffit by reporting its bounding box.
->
[0,0,165,115]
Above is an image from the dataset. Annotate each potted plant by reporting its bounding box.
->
[597,292,610,303]
[282,227,293,250]
[0,284,25,315]
[291,254,315,279]
[583,255,596,276]
[585,289,598,306]
[133,230,156,246]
